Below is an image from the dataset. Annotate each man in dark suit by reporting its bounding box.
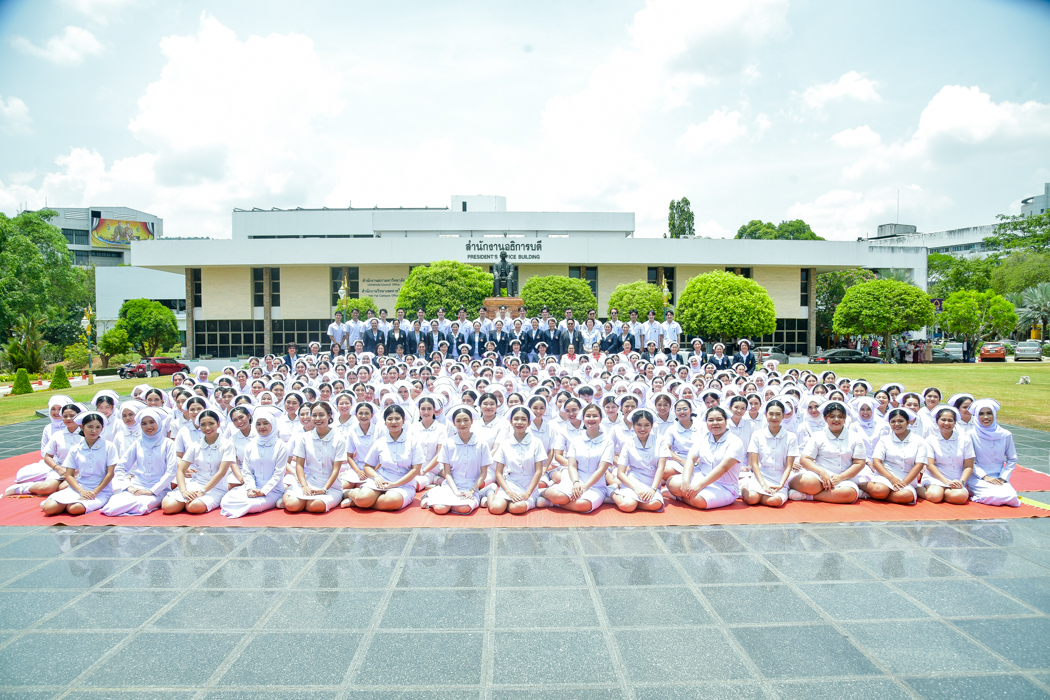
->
[488,320,510,356]
[281,342,300,370]
[424,320,446,355]
[732,338,757,374]
[362,319,386,354]
[539,319,561,358]
[558,319,585,357]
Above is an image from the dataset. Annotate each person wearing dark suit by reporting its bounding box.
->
[600,322,621,353]
[423,321,446,355]
[281,343,301,370]
[405,321,425,353]
[539,319,561,358]
[362,319,386,354]
[707,343,732,370]
[524,319,543,357]
[385,320,409,355]
[464,321,486,360]
[732,339,757,374]
[504,339,528,366]
[507,321,529,357]
[558,321,585,357]
[488,320,510,356]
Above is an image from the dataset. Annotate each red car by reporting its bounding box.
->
[134,357,190,377]
[978,343,1006,362]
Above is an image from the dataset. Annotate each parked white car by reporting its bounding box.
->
[1014,341,1043,362]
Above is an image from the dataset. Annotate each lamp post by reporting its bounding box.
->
[80,306,94,385]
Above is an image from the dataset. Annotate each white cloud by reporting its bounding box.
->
[754,113,772,134]
[678,108,747,153]
[695,219,731,238]
[0,94,31,133]
[786,189,893,240]
[831,125,881,148]
[802,70,880,109]
[63,0,136,14]
[10,26,104,65]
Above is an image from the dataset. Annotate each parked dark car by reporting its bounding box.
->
[930,348,963,364]
[809,349,886,365]
[133,357,190,378]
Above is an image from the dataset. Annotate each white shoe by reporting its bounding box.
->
[788,489,806,501]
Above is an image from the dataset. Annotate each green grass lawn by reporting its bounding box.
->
[0,376,176,427]
[782,361,1050,432]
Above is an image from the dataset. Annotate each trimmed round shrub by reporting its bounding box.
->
[49,364,71,390]
[10,368,33,395]
[520,276,598,319]
[607,280,667,318]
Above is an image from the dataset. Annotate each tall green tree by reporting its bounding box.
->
[97,327,131,369]
[832,279,935,361]
[675,270,776,341]
[990,250,1050,295]
[815,269,877,344]
[607,281,666,318]
[1,314,47,372]
[520,276,597,320]
[735,218,824,241]
[115,299,180,358]
[984,211,1050,253]
[939,290,1018,342]
[666,197,695,239]
[1018,282,1050,341]
[927,252,994,298]
[395,261,493,318]
[0,209,90,340]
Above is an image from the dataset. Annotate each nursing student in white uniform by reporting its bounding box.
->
[5,397,78,496]
[345,405,423,511]
[163,409,235,514]
[788,402,867,503]
[669,406,746,510]
[741,400,798,508]
[41,412,117,516]
[285,402,346,513]
[221,406,290,518]
[489,406,547,514]
[864,408,928,504]
[341,402,378,493]
[613,409,666,512]
[540,403,614,512]
[102,407,177,516]
[411,396,450,491]
[966,399,1021,507]
[917,406,973,505]
[426,406,493,515]
[657,399,699,482]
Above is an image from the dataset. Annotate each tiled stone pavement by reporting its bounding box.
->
[0,522,1049,698]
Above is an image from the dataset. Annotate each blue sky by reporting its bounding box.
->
[0,0,1048,239]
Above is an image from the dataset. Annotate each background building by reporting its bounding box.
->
[50,206,162,267]
[1021,182,1049,217]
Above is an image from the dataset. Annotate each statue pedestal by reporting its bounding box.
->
[483,297,524,319]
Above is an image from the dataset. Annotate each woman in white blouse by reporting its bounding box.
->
[613,409,665,512]
[285,402,346,513]
[659,399,699,482]
[102,408,177,516]
[966,399,1021,507]
[426,407,493,515]
[865,408,927,504]
[789,402,866,503]
[220,406,290,518]
[742,400,798,508]
[489,406,547,514]
[345,405,424,511]
[41,412,117,516]
[6,399,80,496]
[540,403,615,513]
[917,406,973,505]
[341,402,377,492]
[411,396,450,491]
[670,406,746,510]
[163,409,235,514]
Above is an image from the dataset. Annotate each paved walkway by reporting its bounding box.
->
[1,522,1049,698]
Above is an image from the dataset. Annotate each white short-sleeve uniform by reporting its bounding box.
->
[616,434,666,506]
[870,431,929,503]
[173,425,203,455]
[102,437,177,516]
[344,422,380,485]
[660,421,699,475]
[923,429,975,488]
[492,433,547,510]
[685,432,746,509]
[411,419,450,485]
[473,417,504,451]
[288,429,347,511]
[221,436,290,518]
[549,430,615,512]
[428,434,493,512]
[362,431,425,509]
[171,437,236,512]
[227,428,254,486]
[800,427,866,500]
[967,430,1021,507]
[745,428,800,500]
[16,428,81,483]
[49,439,118,513]
[725,416,755,456]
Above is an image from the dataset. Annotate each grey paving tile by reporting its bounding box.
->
[599,586,709,627]
[984,577,1050,613]
[7,558,128,589]
[381,589,487,629]
[150,532,251,558]
[81,631,243,687]
[218,632,362,686]
[731,526,829,553]
[1009,547,1050,569]
[730,625,880,680]
[761,552,874,582]
[905,579,1037,617]
[495,530,578,556]
[884,525,991,548]
[633,684,769,700]
[63,533,172,558]
[495,556,588,587]
[953,617,1050,669]
[344,692,478,700]
[614,628,753,683]
[494,690,621,700]
[101,558,222,589]
[0,631,126,686]
[932,548,1050,577]
[237,532,332,558]
[772,678,910,699]
[702,584,822,625]
[201,558,309,589]
[0,533,98,558]
[798,582,930,622]
[495,588,598,628]
[324,532,411,557]
[903,674,1048,700]
[397,557,490,588]
[37,590,177,629]
[578,529,659,555]
[493,630,608,684]
[0,590,62,629]
[844,620,1010,674]
[952,521,1050,547]
[152,590,283,629]
[66,692,198,699]
[410,531,491,557]
[299,558,400,589]
[847,549,963,579]
[204,692,338,700]
[265,590,374,630]
[808,526,915,551]
[0,559,48,586]
[673,553,780,585]
[587,556,687,587]
[655,527,747,554]
[352,632,485,686]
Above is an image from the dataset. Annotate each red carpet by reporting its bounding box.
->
[2,450,1047,529]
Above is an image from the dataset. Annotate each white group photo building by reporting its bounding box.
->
[89,195,930,360]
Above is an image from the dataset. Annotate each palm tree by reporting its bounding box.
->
[1020,282,1050,341]
[876,268,914,284]
[1,314,47,373]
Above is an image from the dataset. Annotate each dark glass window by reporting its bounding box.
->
[725,267,752,279]
[800,269,810,307]
[331,267,360,306]
[759,318,809,356]
[73,250,91,266]
[62,228,89,246]
[569,267,598,297]
[155,299,186,313]
[270,268,281,307]
[647,267,675,302]
[194,317,263,358]
[253,268,264,307]
[192,269,202,308]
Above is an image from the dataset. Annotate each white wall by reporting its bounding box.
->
[94,266,187,333]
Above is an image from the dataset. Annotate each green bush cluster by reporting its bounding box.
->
[10,368,33,395]
[49,364,71,390]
